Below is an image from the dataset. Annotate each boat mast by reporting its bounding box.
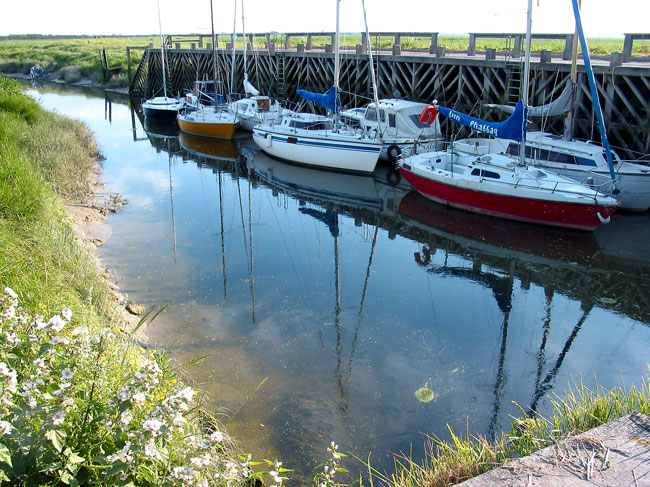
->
[565,0,581,140]
[570,0,617,183]
[361,0,382,137]
[241,0,247,78]
[333,0,341,131]
[210,0,218,111]
[518,0,533,166]
[156,0,168,98]
[230,0,238,99]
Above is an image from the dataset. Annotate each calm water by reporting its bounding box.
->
[29,82,650,483]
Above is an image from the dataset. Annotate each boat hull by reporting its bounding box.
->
[546,165,650,212]
[400,166,618,231]
[177,117,237,139]
[252,129,381,174]
[143,106,180,121]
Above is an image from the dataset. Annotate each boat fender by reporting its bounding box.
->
[414,247,431,266]
[387,168,401,186]
[418,105,439,125]
[597,211,611,224]
[263,133,272,148]
[387,144,402,163]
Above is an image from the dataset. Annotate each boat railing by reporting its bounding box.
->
[509,174,618,201]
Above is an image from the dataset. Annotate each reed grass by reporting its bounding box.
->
[359,371,650,487]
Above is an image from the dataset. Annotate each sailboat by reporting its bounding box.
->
[454,3,650,212]
[398,0,620,231]
[142,0,184,121]
[251,0,382,173]
[226,0,287,131]
[176,0,239,139]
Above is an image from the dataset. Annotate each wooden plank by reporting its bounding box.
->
[456,413,650,487]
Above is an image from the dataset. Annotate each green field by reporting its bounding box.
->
[0,33,647,88]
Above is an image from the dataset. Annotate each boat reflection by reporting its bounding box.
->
[179,132,240,162]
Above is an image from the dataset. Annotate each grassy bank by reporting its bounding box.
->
[0,75,286,485]
[362,373,650,486]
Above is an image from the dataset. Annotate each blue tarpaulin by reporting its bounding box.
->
[438,100,527,141]
[296,86,339,113]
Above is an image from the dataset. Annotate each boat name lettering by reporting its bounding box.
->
[448,111,461,123]
[469,121,498,137]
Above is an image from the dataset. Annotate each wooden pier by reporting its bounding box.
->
[128,33,650,160]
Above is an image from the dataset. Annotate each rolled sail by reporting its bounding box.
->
[296,86,339,113]
[438,100,527,141]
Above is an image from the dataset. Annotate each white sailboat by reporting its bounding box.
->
[252,0,382,173]
[398,0,620,231]
[454,2,650,212]
[142,0,184,121]
[226,0,287,131]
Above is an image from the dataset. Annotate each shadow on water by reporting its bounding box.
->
[24,82,650,484]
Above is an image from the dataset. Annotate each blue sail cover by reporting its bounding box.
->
[296,86,339,113]
[438,100,527,141]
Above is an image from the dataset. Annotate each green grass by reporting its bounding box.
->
[360,371,650,487]
[0,75,284,485]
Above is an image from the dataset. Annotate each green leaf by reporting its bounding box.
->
[138,465,154,482]
[0,444,12,467]
[336,467,349,473]
[45,430,67,453]
[66,451,85,464]
[39,462,63,473]
[103,462,126,479]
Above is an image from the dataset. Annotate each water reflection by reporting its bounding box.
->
[137,111,650,483]
[25,83,650,484]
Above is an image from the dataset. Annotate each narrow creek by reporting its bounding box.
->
[28,81,650,484]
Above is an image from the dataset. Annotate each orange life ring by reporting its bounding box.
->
[418,105,439,125]
[414,247,431,266]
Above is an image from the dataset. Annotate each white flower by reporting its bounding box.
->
[175,387,195,402]
[143,442,157,457]
[27,396,37,409]
[210,431,224,443]
[0,421,12,435]
[71,326,88,336]
[33,317,47,330]
[172,413,185,427]
[132,392,145,404]
[142,419,163,435]
[134,372,146,380]
[50,336,69,346]
[3,288,17,299]
[61,397,74,408]
[190,455,210,467]
[61,307,72,320]
[61,368,74,380]
[48,315,66,332]
[52,411,65,425]
[120,411,132,426]
[3,306,15,320]
[0,362,9,376]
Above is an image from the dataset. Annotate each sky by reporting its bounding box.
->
[1,0,646,38]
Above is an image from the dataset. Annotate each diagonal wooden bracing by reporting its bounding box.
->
[131,48,650,160]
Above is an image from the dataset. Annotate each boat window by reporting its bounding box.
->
[471,168,500,179]
[506,143,577,165]
[365,108,386,122]
[408,114,430,129]
[289,120,333,130]
[389,114,396,128]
